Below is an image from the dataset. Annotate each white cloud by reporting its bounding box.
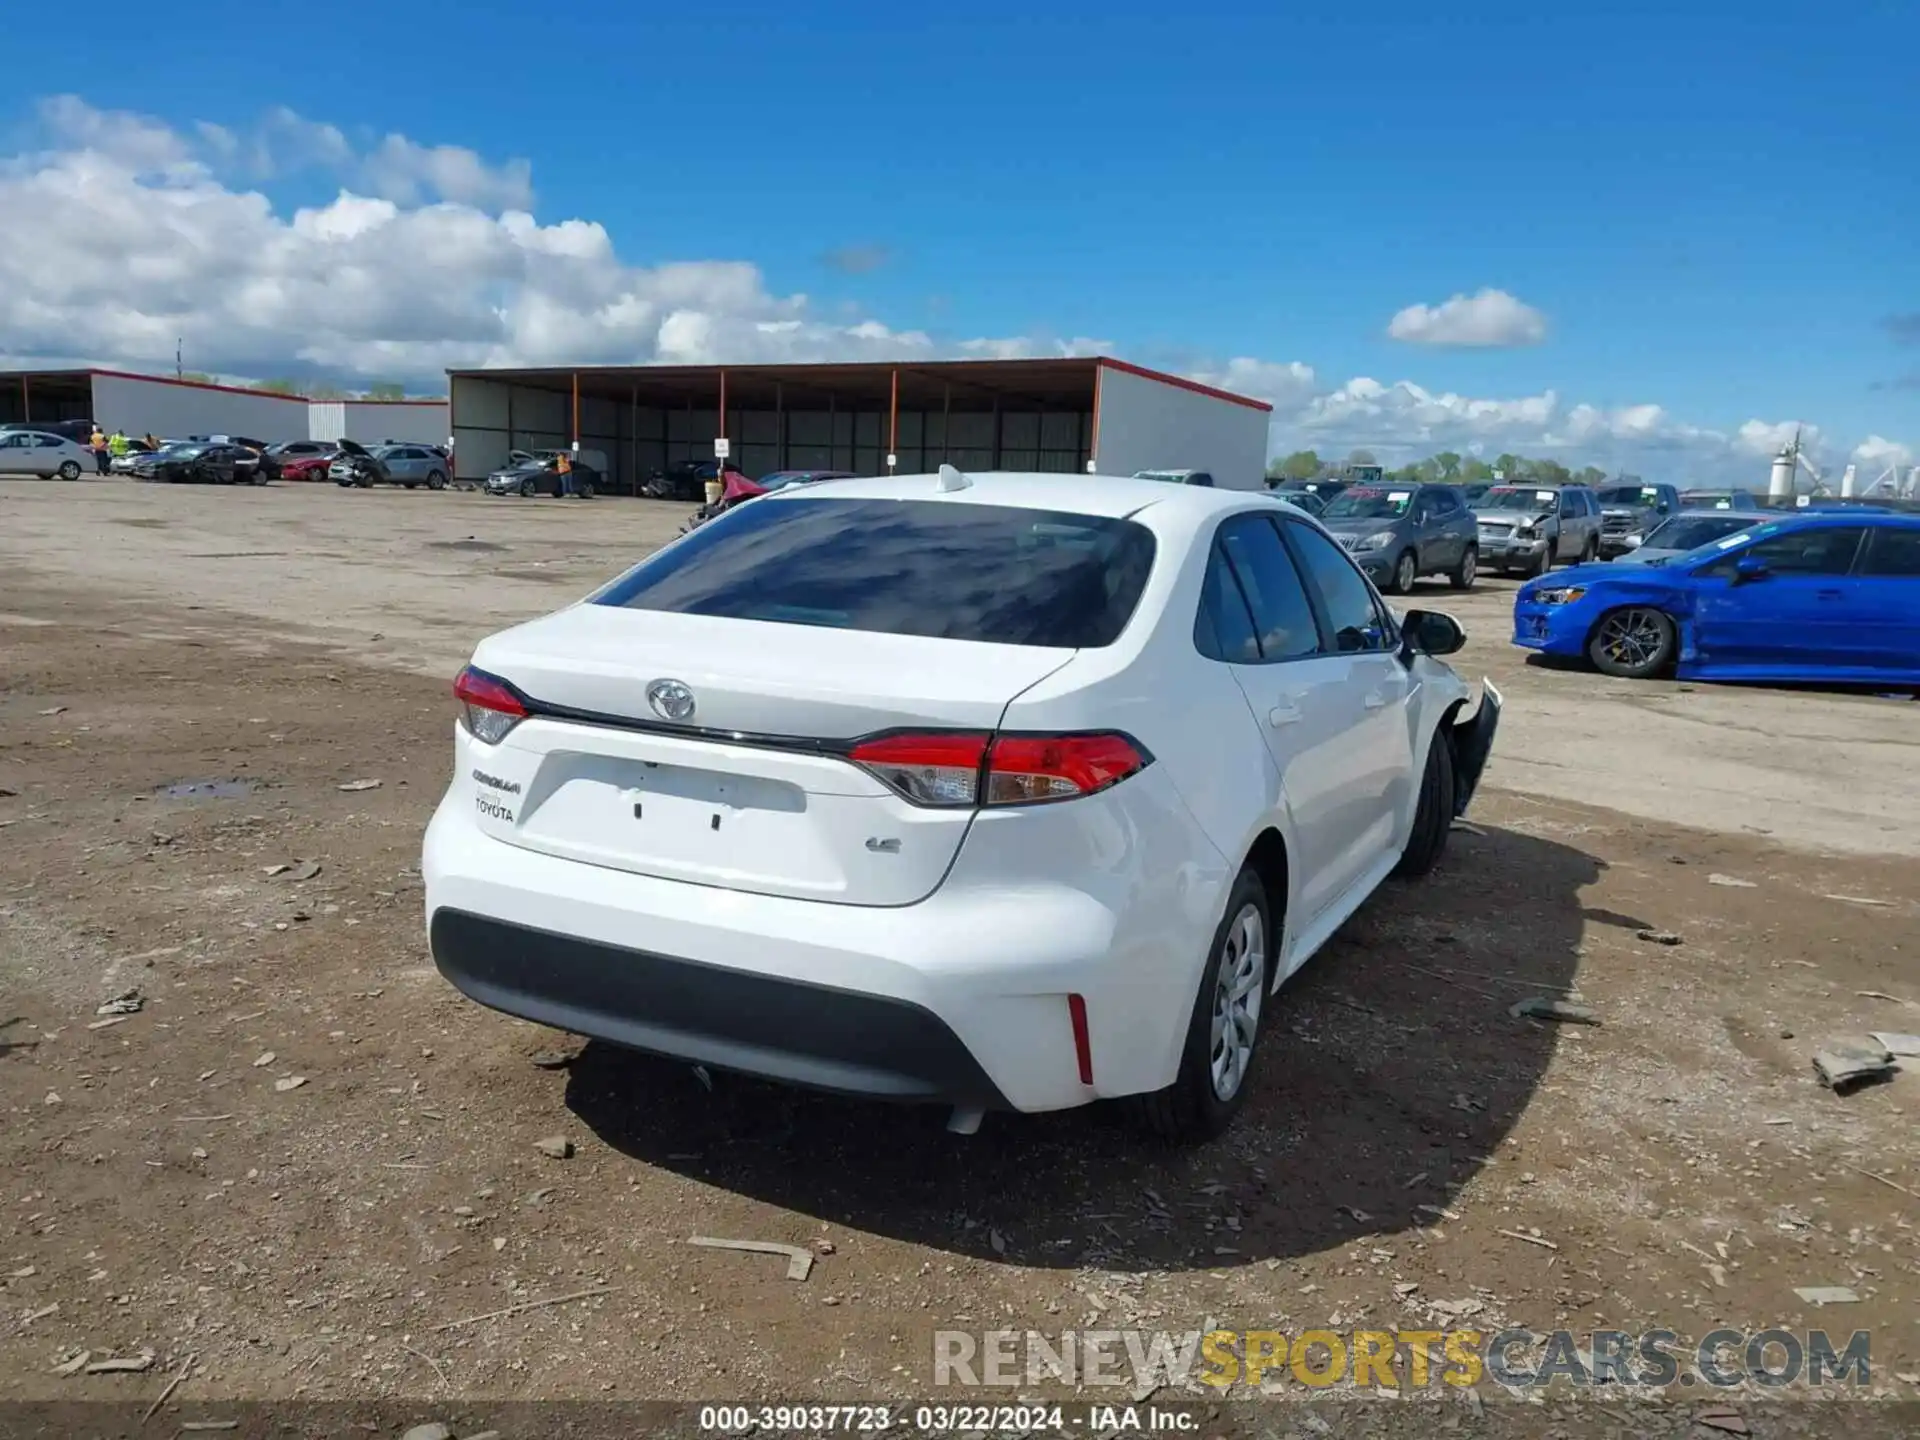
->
[1386,288,1548,348]
[0,98,1907,488]
[1853,435,1914,470]
[359,133,533,211]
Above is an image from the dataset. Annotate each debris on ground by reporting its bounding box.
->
[1636,929,1684,946]
[431,1286,614,1332]
[50,1349,90,1375]
[1826,894,1893,907]
[252,1052,275,1068]
[1812,1039,1896,1092]
[688,1235,815,1281]
[533,1135,574,1159]
[1708,874,1758,888]
[261,863,291,877]
[691,1064,714,1092]
[399,1424,454,1440]
[273,1075,308,1092]
[336,779,382,792]
[286,860,322,881]
[84,1353,156,1374]
[1871,1032,1920,1057]
[530,1050,575,1070]
[95,989,144,1017]
[1794,1285,1861,1306]
[1509,996,1600,1025]
[1695,1409,1750,1436]
[39,706,67,716]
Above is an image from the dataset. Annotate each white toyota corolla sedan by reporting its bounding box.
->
[423,468,1500,1142]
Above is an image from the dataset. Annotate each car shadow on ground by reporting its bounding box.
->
[564,822,1600,1274]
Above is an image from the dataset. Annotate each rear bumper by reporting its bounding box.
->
[421,763,1227,1113]
[431,908,1010,1108]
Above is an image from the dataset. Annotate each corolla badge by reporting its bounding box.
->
[646,678,696,722]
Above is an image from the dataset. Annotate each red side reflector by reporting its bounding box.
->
[1068,993,1093,1086]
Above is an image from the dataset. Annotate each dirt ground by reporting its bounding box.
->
[3,479,1918,1436]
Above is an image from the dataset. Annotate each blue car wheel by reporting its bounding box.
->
[1588,606,1676,680]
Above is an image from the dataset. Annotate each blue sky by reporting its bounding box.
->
[2,0,1915,476]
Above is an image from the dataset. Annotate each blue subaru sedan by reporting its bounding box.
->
[1512,512,1920,684]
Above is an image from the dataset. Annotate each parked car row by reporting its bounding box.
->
[331,440,452,489]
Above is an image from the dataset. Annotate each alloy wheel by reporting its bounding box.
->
[1209,904,1266,1101]
[1395,553,1416,593]
[1596,608,1668,670]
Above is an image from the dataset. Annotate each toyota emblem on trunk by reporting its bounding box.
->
[646,679,696,722]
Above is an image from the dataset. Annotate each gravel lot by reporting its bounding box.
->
[3,478,1917,1434]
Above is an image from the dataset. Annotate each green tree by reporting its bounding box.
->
[1347,448,1378,467]
[1576,465,1608,487]
[178,371,216,384]
[1461,457,1496,484]
[256,378,302,396]
[308,383,347,401]
[1269,449,1322,481]
[1433,451,1463,481]
[1493,453,1523,480]
[363,382,407,401]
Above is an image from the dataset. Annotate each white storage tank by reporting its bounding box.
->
[1767,447,1797,501]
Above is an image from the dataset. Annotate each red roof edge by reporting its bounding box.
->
[86,369,445,405]
[1096,357,1273,413]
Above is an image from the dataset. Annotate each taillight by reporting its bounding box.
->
[454,665,527,744]
[848,730,1150,808]
[847,732,988,807]
[986,733,1149,804]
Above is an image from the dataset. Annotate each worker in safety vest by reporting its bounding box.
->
[89,426,109,475]
[555,449,573,498]
[108,430,130,461]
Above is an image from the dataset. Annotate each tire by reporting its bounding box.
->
[426,470,446,491]
[57,460,82,481]
[1580,536,1598,565]
[1449,545,1477,591]
[1524,546,1549,579]
[1386,550,1417,595]
[1394,727,1456,879]
[1587,606,1677,680]
[403,481,417,490]
[520,479,537,498]
[1132,867,1271,1144]
[576,478,594,499]
[337,479,351,488]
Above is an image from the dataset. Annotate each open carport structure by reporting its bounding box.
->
[446,358,1272,494]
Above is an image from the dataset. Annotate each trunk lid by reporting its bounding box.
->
[464,606,1075,906]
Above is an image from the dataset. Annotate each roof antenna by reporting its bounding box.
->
[937,463,972,493]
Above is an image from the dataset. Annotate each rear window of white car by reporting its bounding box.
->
[593,497,1156,648]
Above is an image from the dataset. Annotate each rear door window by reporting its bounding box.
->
[1196,545,1262,664]
[1215,515,1321,661]
[594,497,1156,648]
[1860,527,1920,578]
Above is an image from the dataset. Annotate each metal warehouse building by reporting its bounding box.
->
[0,369,448,447]
[447,358,1272,493]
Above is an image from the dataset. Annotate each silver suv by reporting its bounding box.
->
[1595,481,1681,559]
[1471,484,1603,577]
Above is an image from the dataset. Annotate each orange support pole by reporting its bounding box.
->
[570,372,579,448]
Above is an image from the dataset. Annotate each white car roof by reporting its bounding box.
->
[760,470,1282,524]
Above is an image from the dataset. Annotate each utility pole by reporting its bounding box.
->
[175,340,183,379]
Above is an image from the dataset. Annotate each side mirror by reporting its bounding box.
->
[1399,609,1466,660]
[1733,555,1770,584]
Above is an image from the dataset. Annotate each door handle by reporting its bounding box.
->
[1267,702,1302,728]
